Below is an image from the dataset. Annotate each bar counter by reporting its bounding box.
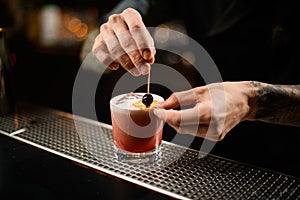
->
[1,103,299,199]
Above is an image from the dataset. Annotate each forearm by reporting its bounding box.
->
[250,81,300,126]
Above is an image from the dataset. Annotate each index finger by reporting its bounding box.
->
[121,8,156,62]
[159,88,199,110]
[155,104,209,126]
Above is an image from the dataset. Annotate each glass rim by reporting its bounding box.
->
[110,92,164,110]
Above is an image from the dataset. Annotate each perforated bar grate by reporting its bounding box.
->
[1,106,299,199]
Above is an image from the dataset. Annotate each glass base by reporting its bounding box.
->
[115,146,161,164]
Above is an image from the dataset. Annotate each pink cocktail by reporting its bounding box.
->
[110,93,164,164]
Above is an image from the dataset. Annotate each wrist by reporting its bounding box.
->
[243,81,263,120]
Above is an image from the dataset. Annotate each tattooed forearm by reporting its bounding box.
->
[250,81,300,126]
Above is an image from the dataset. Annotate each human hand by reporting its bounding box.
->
[92,8,155,76]
[154,82,257,141]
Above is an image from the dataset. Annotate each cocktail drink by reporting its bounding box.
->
[110,93,164,164]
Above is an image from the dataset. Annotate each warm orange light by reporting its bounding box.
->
[67,18,82,33]
[75,23,88,39]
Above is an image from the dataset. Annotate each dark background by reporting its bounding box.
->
[1,0,299,199]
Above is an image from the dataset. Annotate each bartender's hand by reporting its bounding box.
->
[92,8,155,76]
[154,81,257,141]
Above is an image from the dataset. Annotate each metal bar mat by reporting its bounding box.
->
[1,105,299,200]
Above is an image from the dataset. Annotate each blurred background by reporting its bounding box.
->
[0,0,120,112]
[1,0,299,179]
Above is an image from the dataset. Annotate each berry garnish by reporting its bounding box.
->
[142,93,153,107]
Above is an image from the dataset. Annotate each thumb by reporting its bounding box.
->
[153,108,166,121]
[142,48,156,63]
[154,109,181,127]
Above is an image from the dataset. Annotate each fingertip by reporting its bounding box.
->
[149,56,155,64]
[163,94,179,110]
[140,64,150,75]
[129,67,141,76]
[142,49,154,60]
[153,108,166,121]
[154,101,164,109]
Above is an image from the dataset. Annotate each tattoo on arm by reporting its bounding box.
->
[250,81,300,126]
